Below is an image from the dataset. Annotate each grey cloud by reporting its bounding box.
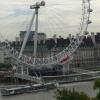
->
[0,0,100,40]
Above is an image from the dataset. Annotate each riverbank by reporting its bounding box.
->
[0,81,98,100]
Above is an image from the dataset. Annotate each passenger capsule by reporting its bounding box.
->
[41,1,45,6]
[87,9,93,12]
[87,0,91,2]
[30,5,34,9]
[87,20,92,24]
[84,31,89,35]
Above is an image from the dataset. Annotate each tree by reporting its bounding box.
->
[55,88,90,100]
[93,79,100,100]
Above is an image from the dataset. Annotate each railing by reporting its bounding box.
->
[13,73,41,83]
[70,68,94,73]
[42,71,100,83]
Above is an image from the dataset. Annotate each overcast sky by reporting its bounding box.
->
[0,0,99,41]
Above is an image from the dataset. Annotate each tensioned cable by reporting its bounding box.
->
[0,0,92,67]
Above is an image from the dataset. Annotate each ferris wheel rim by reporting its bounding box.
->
[0,0,92,67]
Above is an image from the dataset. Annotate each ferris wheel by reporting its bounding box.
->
[0,0,93,68]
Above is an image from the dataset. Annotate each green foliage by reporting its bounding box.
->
[93,79,100,100]
[54,79,100,100]
[91,98,97,100]
[55,88,90,100]
[94,79,100,90]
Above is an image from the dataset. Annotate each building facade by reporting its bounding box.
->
[20,31,46,43]
[1,32,100,69]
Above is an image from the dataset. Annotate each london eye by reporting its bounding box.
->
[0,0,92,82]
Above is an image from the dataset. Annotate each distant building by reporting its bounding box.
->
[20,31,46,42]
[1,32,100,69]
[0,48,11,64]
[0,50,4,63]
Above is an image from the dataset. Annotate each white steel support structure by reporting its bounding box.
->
[1,0,92,67]
[18,11,36,59]
[34,7,39,58]
[18,1,45,59]
[21,65,24,75]
[0,0,93,83]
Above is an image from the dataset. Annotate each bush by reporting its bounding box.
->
[93,79,100,100]
[55,88,90,100]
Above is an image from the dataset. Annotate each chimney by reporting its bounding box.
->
[91,32,96,46]
[53,34,57,44]
[68,34,72,42]
[16,37,20,42]
[76,34,80,43]
[43,34,46,44]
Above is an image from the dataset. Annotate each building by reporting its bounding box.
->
[0,48,11,64]
[1,32,100,68]
[0,50,4,63]
[20,31,46,43]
